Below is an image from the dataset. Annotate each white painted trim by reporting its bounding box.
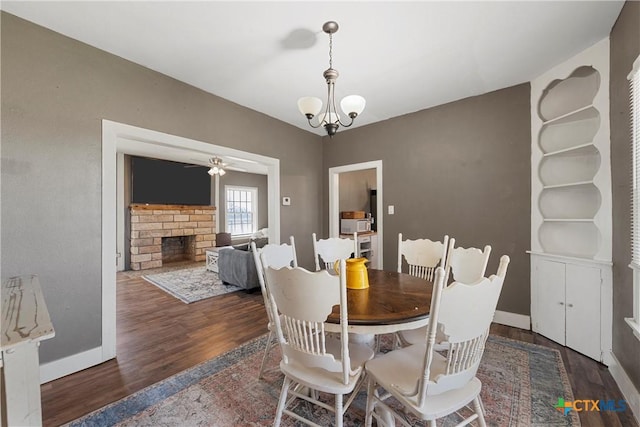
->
[601,350,614,367]
[214,174,220,233]
[40,346,104,384]
[328,160,383,268]
[492,310,531,330]
[116,153,125,271]
[609,353,640,424]
[629,265,640,341]
[101,120,281,371]
[102,123,117,362]
[526,250,613,267]
[626,317,640,341]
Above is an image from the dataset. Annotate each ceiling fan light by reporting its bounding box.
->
[218,168,226,176]
[208,168,215,176]
[297,97,323,118]
[341,95,366,117]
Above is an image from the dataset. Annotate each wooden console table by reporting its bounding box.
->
[1,275,55,426]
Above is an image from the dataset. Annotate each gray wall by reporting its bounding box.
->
[339,168,376,214]
[610,0,640,391]
[217,170,268,236]
[323,84,531,315]
[0,12,322,363]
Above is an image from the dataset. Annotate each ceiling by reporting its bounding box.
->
[1,1,624,138]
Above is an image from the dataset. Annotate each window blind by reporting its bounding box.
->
[631,55,640,267]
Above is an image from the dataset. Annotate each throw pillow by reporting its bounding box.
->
[233,243,250,251]
[252,237,269,249]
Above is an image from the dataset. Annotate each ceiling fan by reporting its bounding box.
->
[206,156,228,176]
[185,155,251,174]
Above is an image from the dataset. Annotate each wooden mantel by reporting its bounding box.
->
[129,203,216,211]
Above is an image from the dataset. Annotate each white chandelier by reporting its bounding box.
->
[297,21,366,137]
[207,157,226,176]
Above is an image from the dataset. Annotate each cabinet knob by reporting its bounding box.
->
[567,303,574,308]
[559,302,564,305]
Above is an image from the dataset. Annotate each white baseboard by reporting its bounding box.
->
[40,346,105,384]
[609,353,640,424]
[493,310,531,330]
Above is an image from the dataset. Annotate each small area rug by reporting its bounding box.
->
[142,267,242,303]
[67,334,580,426]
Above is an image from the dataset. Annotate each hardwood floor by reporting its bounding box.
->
[41,267,269,426]
[490,324,638,427]
[40,269,637,426]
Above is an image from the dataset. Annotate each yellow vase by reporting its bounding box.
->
[334,258,370,289]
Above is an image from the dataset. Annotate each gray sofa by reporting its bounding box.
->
[217,238,268,290]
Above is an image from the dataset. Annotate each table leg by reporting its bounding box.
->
[348,333,376,349]
[3,342,43,426]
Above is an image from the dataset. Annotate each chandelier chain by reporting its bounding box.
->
[329,32,333,69]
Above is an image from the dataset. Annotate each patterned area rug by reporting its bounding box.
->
[142,267,242,303]
[67,334,580,426]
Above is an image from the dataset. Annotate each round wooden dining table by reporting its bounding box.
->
[325,269,433,335]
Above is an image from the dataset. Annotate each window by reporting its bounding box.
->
[628,54,640,339]
[225,186,258,236]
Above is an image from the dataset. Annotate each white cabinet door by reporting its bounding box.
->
[565,264,601,361]
[536,259,567,345]
[369,234,378,269]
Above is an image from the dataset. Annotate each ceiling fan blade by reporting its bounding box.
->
[225,166,247,172]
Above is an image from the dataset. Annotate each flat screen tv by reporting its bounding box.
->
[131,156,211,206]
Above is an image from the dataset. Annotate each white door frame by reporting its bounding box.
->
[328,160,383,268]
[102,120,280,362]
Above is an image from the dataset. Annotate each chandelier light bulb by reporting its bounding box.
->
[340,95,366,118]
[297,97,323,118]
[319,112,340,126]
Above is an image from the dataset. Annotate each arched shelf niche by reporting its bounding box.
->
[538,66,600,122]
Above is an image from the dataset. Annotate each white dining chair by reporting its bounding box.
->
[365,263,509,427]
[251,236,298,380]
[444,238,492,284]
[312,232,358,271]
[398,255,510,347]
[397,233,450,281]
[265,261,375,427]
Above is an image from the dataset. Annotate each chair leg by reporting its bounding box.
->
[473,396,487,427]
[335,393,344,427]
[365,377,375,427]
[428,420,436,427]
[258,329,275,379]
[273,376,291,427]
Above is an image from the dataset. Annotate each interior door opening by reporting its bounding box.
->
[328,161,383,269]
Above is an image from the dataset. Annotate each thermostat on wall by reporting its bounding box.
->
[282,196,291,206]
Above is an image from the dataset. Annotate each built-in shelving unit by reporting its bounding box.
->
[529,38,612,365]
[535,65,605,257]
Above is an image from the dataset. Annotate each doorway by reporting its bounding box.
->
[102,120,281,364]
[328,160,383,268]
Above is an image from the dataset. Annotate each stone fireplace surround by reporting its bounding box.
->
[129,204,216,270]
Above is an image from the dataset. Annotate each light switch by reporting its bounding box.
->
[282,196,291,206]
[388,205,395,215]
